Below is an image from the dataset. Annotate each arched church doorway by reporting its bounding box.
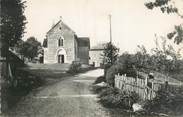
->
[58,55,64,63]
[57,48,66,63]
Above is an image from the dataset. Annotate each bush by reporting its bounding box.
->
[105,64,121,86]
[144,86,183,115]
[106,63,137,87]
[98,87,140,109]
[105,53,143,87]
[93,76,106,84]
[67,61,81,74]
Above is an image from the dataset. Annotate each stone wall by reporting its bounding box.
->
[78,47,89,64]
[89,50,104,67]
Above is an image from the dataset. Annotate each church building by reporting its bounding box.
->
[44,19,90,64]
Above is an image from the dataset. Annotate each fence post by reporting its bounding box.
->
[152,82,154,99]
[165,81,168,91]
[144,76,149,100]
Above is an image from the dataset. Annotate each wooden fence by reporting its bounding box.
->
[115,74,163,100]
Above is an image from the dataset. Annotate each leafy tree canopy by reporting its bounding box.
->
[19,37,41,60]
[145,0,183,45]
[145,0,179,15]
[102,42,119,65]
[1,0,27,47]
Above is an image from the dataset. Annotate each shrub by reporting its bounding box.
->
[144,86,183,115]
[67,61,81,74]
[98,87,140,109]
[92,85,107,94]
[105,64,121,86]
[93,76,106,84]
[105,52,145,87]
[106,63,137,87]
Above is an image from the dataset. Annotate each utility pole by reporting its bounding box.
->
[109,14,112,43]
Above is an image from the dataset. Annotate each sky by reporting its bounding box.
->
[24,0,183,53]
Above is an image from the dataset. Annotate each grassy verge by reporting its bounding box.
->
[93,76,183,116]
[93,76,106,84]
[144,87,183,116]
[92,76,140,110]
[6,68,45,109]
[6,64,71,110]
[169,71,183,82]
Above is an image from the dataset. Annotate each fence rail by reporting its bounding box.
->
[115,74,163,100]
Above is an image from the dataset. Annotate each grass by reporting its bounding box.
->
[6,63,95,111]
[169,61,183,82]
[92,76,140,109]
[6,68,45,110]
[93,76,106,84]
[169,70,183,82]
[5,64,71,110]
[92,75,183,116]
[144,86,183,116]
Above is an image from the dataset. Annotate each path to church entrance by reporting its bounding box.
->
[5,68,114,117]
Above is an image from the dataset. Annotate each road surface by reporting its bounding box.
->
[5,69,113,117]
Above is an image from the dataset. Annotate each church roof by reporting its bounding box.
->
[47,19,75,34]
[77,37,90,48]
[90,43,106,51]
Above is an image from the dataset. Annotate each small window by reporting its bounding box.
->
[58,38,63,47]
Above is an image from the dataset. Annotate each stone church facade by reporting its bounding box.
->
[44,20,90,64]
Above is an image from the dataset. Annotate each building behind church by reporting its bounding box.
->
[89,43,106,67]
[44,19,90,64]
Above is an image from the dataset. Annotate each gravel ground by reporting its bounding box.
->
[4,69,114,117]
[4,67,182,117]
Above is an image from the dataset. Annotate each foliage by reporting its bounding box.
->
[102,42,119,79]
[106,53,138,86]
[14,39,24,53]
[102,42,119,65]
[145,0,178,14]
[37,46,44,56]
[19,36,41,60]
[145,0,183,45]
[1,0,26,48]
[105,64,122,86]
[134,39,180,73]
[134,45,149,70]
[167,25,183,45]
[105,39,181,86]
[144,86,183,115]
[93,76,106,84]
[97,86,140,109]
[150,38,181,72]
[67,61,82,74]
[7,68,44,109]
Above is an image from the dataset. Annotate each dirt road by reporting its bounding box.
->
[5,69,112,117]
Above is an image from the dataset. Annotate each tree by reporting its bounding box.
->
[151,37,180,73]
[102,42,119,77]
[167,25,183,45]
[145,0,179,15]
[134,45,149,70]
[19,37,41,60]
[145,0,183,45]
[102,42,119,65]
[1,0,26,50]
